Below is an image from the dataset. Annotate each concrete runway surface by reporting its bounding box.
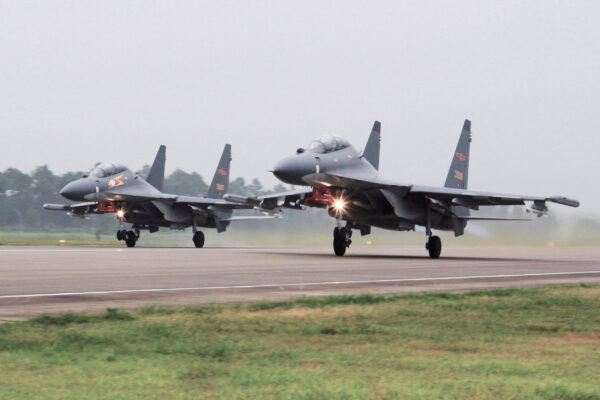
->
[1,245,599,320]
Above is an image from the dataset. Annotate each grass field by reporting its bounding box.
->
[1,286,599,399]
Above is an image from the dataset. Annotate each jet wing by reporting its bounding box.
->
[224,189,314,211]
[408,185,580,209]
[304,169,579,210]
[174,196,255,210]
[219,216,278,221]
[461,216,531,221]
[270,169,579,214]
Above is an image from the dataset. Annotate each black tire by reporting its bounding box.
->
[428,236,441,259]
[333,227,348,256]
[333,226,341,238]
[125,231,137,248]
[193,231,205,248]
[333,236,346,256]
[116,230,123,241]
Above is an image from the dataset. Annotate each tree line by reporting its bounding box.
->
[0,165,290,231]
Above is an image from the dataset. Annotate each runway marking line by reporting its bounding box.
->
[1,270,600,299]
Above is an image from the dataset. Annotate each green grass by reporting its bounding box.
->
[1,286,600,399]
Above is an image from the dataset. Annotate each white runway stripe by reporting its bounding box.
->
[2,270,600,299]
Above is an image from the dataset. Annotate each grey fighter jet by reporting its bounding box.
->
[44,144,271,247]
[225,120,580,258]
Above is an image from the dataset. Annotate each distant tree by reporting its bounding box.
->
[0,164,321,232]
[1,168,33,229]
[268,183,290,194]
[164,169,208,196]
[229,177,247,196]
[136,164,151,179]
[247,178,264,195]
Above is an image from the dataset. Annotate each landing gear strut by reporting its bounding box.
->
[333,226,352,256]
[425,207,441,258]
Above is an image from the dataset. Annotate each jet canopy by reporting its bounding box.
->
[85,163,128,178]
[308,135,351,154]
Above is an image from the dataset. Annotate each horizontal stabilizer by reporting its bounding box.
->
[220,216,276,222]
[462,216,531,221]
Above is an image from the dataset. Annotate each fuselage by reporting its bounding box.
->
[272,139,459,233]
[59,164,224,231]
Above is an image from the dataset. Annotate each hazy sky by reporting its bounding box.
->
[1,1,598,215]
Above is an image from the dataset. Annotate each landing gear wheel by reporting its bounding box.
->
[193,231,205,248]
[333,227,351,256]
[427,235,441,259]
[125,231,137,248]
[116,230,126,241]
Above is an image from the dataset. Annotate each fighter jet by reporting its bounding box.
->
[44,144,272,247]
[225,120,580,258]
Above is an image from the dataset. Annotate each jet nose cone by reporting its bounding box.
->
[60,180,92,201]
[272,159,294,184]
[272,156,306,185]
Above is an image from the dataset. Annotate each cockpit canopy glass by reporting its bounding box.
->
[307,135,351,154]
[86,163,128,178]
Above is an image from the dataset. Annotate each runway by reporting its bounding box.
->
[1,245,599,320]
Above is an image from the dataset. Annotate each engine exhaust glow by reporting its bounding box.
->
[333,199,346,211]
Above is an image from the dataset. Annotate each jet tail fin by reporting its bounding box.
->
[444,120,471,190]
[207,144,231,199]
[363,121,381,170]
[146,145,166,191]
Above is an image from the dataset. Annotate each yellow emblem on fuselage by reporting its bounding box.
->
[108,175,127,189]
[216,183,225,191]
[454,170,464,181]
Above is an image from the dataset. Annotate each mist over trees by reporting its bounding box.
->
[0,165,290,231]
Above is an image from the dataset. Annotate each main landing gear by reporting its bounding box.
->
[116,229,139,248]
[426,234,442,259]
[193,231,205,248]
[333,226,352,256]
[425,207,441,258]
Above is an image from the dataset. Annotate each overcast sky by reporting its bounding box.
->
[1,1,598,215]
